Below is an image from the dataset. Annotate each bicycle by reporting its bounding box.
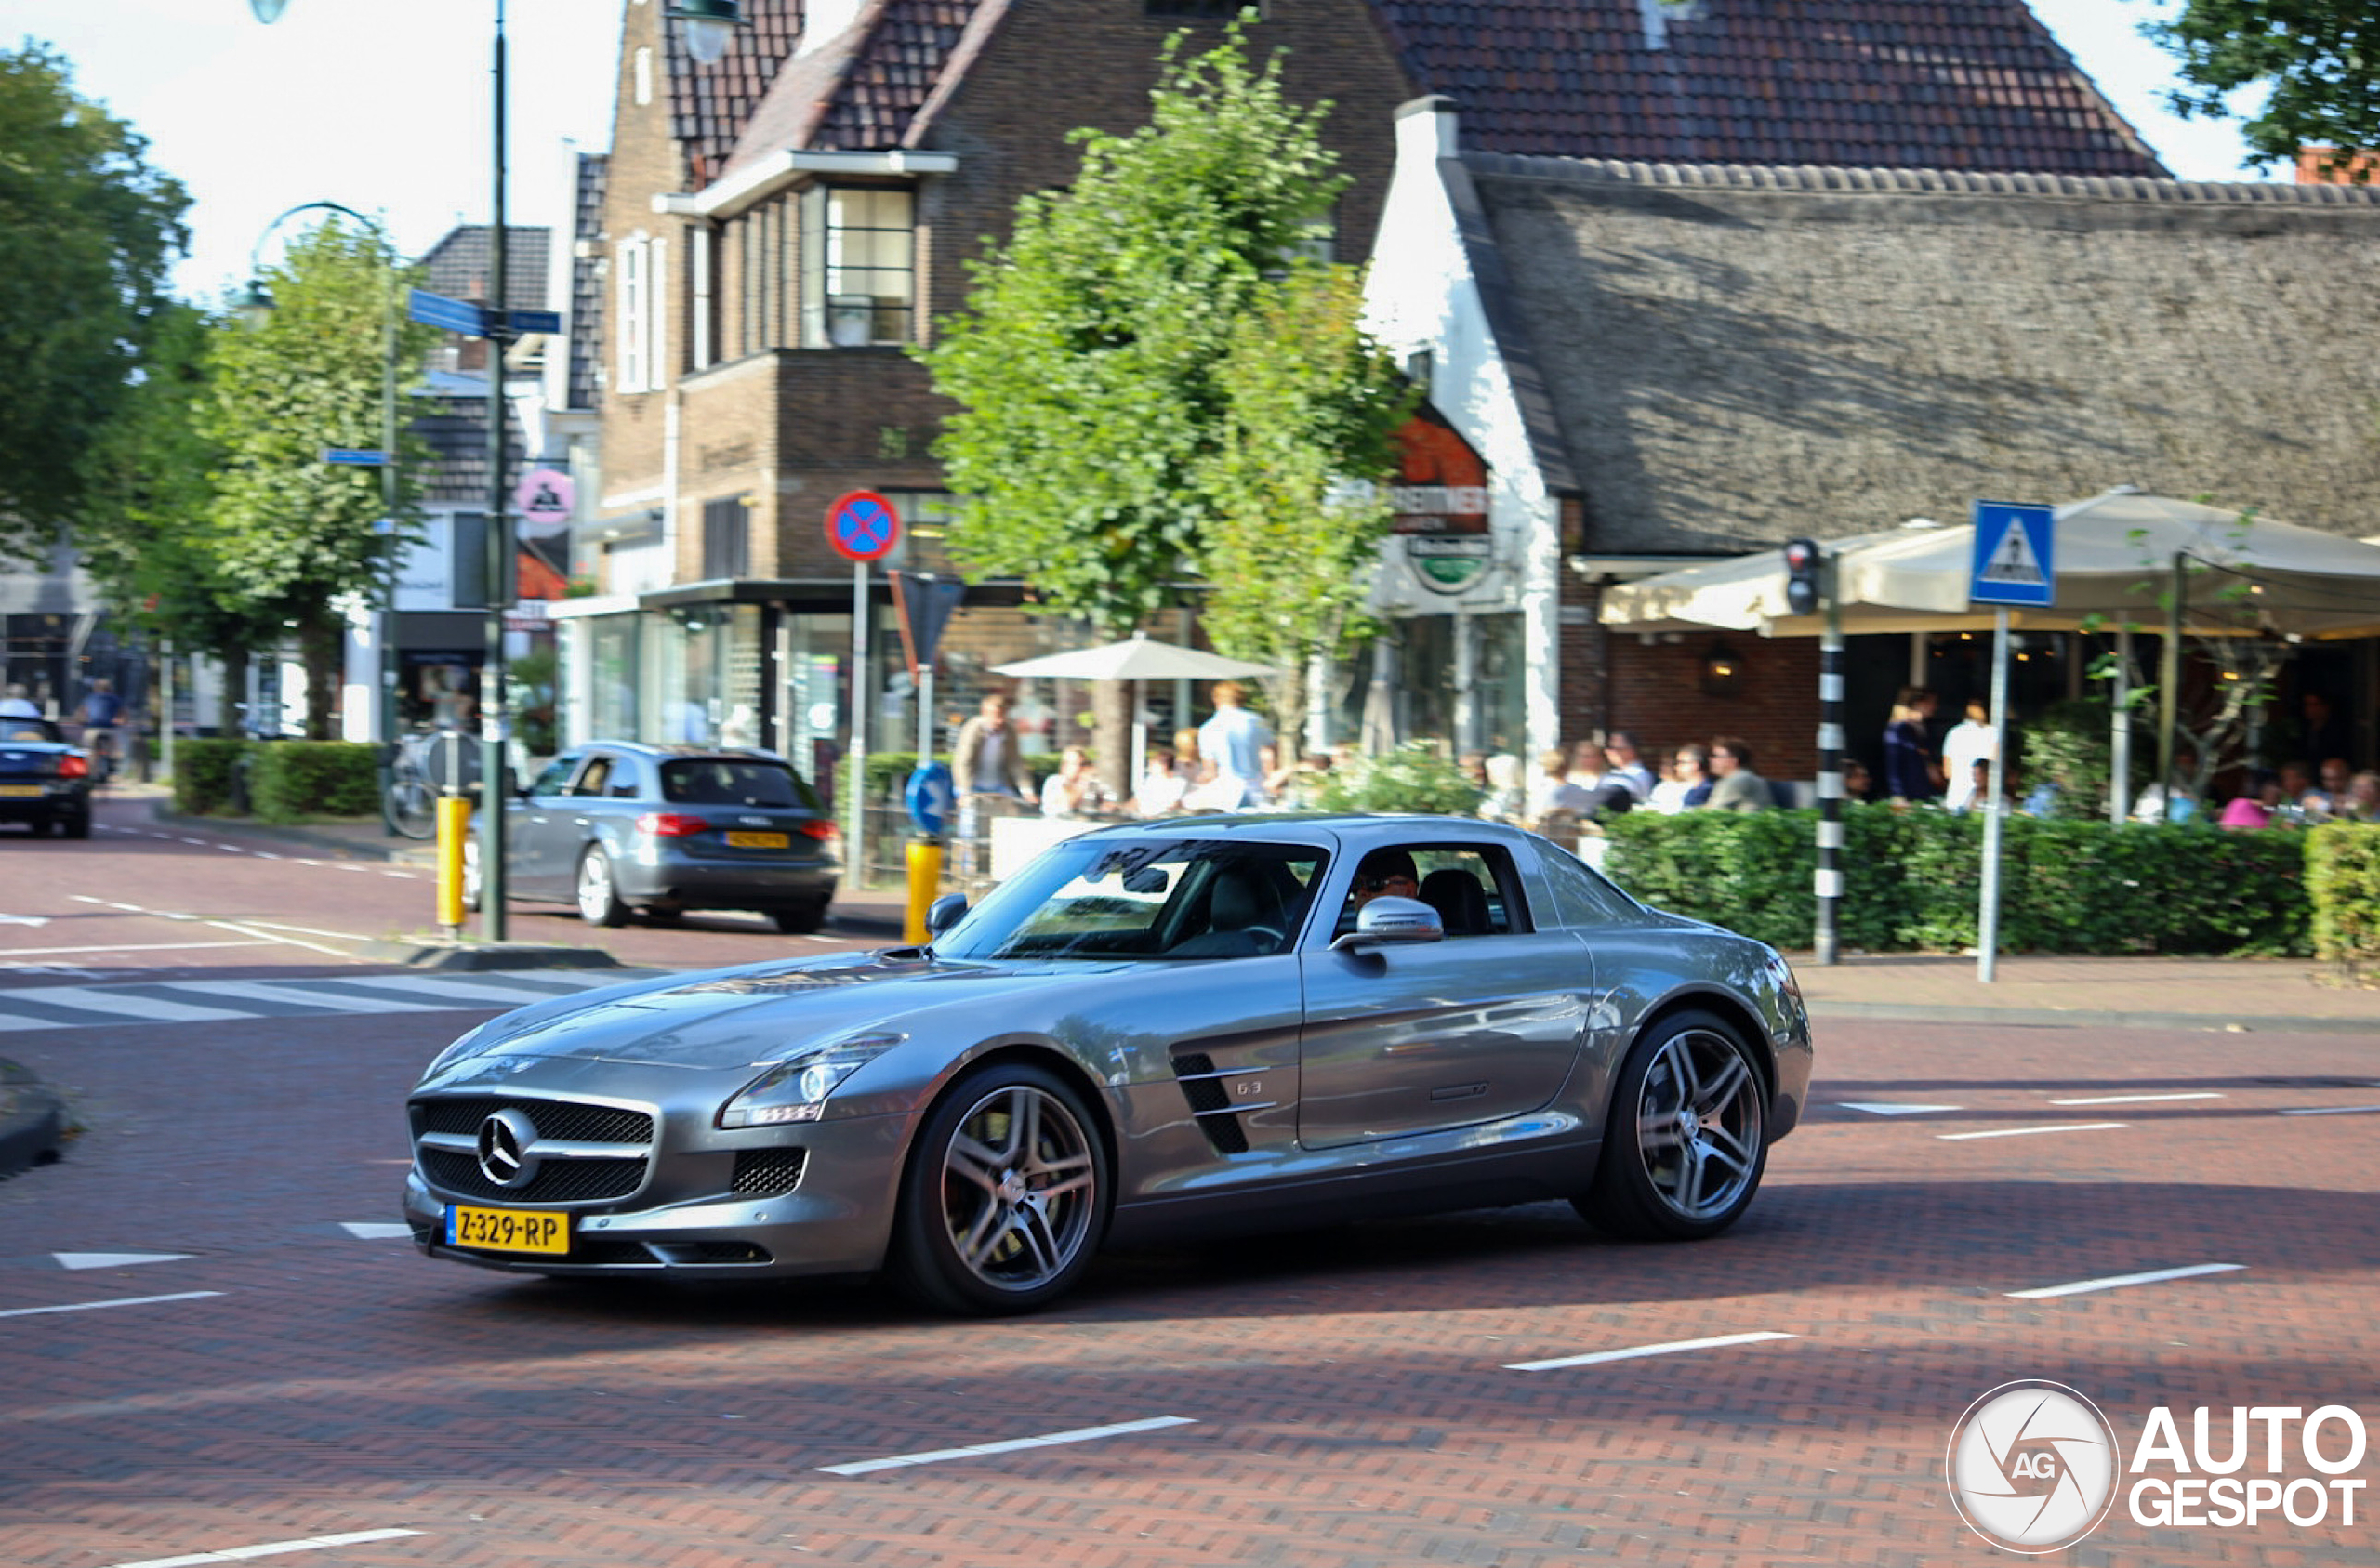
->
[81,726,119,789]
[384,731,439,839]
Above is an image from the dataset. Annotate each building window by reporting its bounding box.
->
[701,495,750,580]
[800,186,914,348]
[633,46,653,105]
[617,239,648,392]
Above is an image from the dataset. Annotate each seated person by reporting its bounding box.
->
[1339,848,1420,929]
[1038,746,1112,819]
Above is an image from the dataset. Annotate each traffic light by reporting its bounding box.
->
[1783,537,1821,616]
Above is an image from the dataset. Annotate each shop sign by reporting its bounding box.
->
[1388,405,1490,535]
[1407,534,1494,596]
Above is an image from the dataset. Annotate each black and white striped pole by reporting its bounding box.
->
[1786,540,1842,966]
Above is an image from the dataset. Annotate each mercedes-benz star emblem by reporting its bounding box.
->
[475,1108,543,1189]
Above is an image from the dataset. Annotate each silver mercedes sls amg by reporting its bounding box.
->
[404,814,1812,1314]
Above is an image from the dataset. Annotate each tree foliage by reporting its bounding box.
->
[0,43,190,558]
[2142,1,2380,169]
[921,23,1401,663]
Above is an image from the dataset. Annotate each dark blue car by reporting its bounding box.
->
[0,718,94,838]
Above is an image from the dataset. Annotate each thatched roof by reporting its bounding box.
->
[1466,155,2380,555]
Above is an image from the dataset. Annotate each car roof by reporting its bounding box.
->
[578,741,793,765]
[1070,812,1534,848]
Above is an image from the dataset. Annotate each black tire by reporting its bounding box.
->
[1577,1009,1767,1241]
[386,776,434,840]
[769,899,828,935]
[28,818,54,838]
[888,1061,1111,1315]
[575,847,628,928]
[60,810,90,841]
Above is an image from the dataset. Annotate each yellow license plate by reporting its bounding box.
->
[0,784,43,797]
[724,831,789,849]
[446,1204,570,1255]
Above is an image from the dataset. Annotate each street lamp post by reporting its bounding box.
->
[250,0,744,943]
[242,201,402,811]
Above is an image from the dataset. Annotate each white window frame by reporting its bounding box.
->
[617,238,649,393]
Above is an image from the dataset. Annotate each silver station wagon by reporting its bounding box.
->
[407,814,1812,1313]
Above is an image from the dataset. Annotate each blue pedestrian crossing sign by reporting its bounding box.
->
[1970,500,2056,608]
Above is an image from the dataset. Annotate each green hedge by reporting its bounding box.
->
[248,742,380,823]
[170,738,248,816]
[1602,808,2313,956]
[2307,823,2380,966]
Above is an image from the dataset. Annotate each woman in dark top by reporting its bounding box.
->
[1883,686,1940,803]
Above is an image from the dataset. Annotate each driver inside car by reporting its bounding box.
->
[1343,848,1420,919]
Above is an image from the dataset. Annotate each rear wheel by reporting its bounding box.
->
[889,1062,1110,1315]
[1577,1009,1767,1241]
[769,899,828,935]
[60,810,90,841]
[575,847,627,928]
[28,818,54,838]
[385,773,434,840]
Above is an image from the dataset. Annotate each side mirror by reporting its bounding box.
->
[924,893,969,937]
[1329,894,1444,952]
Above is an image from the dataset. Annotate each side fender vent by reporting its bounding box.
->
[1170,1051,1250,1155]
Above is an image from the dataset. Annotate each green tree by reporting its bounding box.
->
[920,25,1401,776]
[0,43,191,558]
[200,220,434,738]
[2142,1,2380,169]
[1195,265,1410,757]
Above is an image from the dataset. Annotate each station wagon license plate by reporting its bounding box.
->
[724,831,789,849]
[446,1204,570,1255]
[0,784,43,797]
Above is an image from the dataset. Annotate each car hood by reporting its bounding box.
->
[460,949,1105,1071]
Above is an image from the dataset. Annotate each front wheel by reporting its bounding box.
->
[385,773,433,840]
[1577,1009,1767,1241]
[575,847,628,928]
[889,1063,1110,1315]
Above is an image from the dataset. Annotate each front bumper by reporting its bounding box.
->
[404,1103,912,1280]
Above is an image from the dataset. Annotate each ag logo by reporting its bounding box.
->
[1946,1380,2122,1553]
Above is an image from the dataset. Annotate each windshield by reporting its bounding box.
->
[934,837,1329,962]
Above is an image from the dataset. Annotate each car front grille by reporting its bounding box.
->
[419,1148,647,1203]
[730,1146,806,1196]
[411,1097,654,1145]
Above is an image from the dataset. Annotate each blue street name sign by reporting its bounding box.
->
[408,287,487,336]
[1970,500,2056,608]
[508,309,562,335]
[323,448,392,467]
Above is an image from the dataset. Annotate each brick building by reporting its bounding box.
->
[558,0,2174,789]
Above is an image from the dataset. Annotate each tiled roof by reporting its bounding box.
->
[1370,0,2169,176]
[567,153,608,412]
[413,392,533,504]
[813,0,985,150]
[666,0,806,186]
[417,226,552,311]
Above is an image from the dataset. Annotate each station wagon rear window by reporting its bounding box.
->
[660,759,816,810]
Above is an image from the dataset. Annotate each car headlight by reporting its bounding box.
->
[719,1034,904,1128]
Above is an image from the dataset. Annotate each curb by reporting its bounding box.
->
[1806,1000,2380,1035]
[149,801,433,865]
[354,940,624,972]
[0,1058,66,1180]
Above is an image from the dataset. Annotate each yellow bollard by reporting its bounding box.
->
[904,837,945,945]
[436,795,473,932]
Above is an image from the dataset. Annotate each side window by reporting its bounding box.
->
[1342,844,1518,938]
[1537,845,1642,928]
[527,754,580,797]
[607,759,643,798]
[568,757,614,797]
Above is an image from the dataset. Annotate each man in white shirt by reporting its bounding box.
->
[1196,681,1275,810]
[1601,731,1657,801]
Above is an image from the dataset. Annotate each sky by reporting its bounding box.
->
[17,0,2273,306]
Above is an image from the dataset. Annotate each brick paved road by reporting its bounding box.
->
[2,1008,2375,1567]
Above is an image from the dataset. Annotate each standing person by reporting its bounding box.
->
[1196,680,1275,810]
[1938,699,1995,812]
[76,678,124,783]
[1529,748,1595,822]
[1647,744,1707,814]
[952,692,1029,799]
[1600,731,1657,802]
[1700,737,1771,812]
[1882,686,1940,803]
[1564,737,1605,797]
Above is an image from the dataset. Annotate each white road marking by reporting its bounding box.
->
[2280,1104,2380,1116]
[101,1528,423,1568]
[0,985,257,1022]
[817,1416,1198,1476]
[381,872,413,880]
[2048,1091,2222,1105]
[255,851,283,861]
[339,1223,413,1240]
[211,843,244,854]
[2006,1263,2246,1300]
[178,837,206,846]
[0,914,50,927]
[318,974,572,1006]
[237,920,377,942]
[55,1252,191,1270]
[1504,1331,1798,1372]
[202,919,350,958]
[1835,1101,1963,1115]
[1937,1122,2126,1140]
[0,1291,223,1319]
[169,979,401,1014]
[0,941,275,958]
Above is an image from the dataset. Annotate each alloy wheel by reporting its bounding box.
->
[936,1084,1099,1293]
[1631,1026,1765,1222]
